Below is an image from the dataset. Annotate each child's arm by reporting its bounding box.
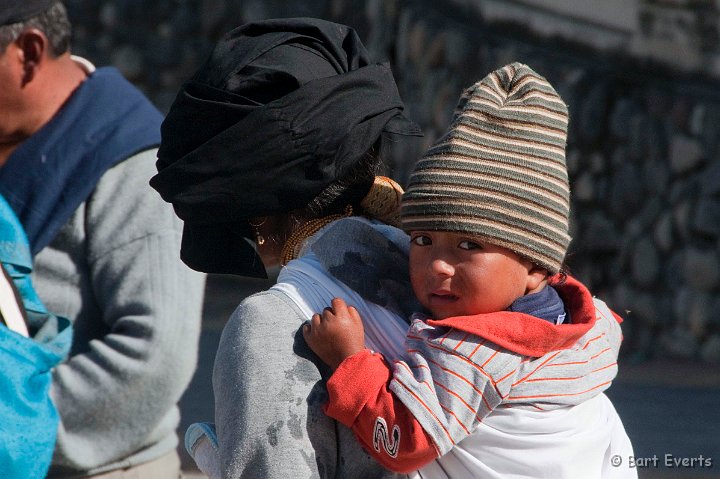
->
[303,298,439,472]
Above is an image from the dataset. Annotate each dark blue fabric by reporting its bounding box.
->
[0,194,72,479]
[0,67,162,255]
[508,285,569,325]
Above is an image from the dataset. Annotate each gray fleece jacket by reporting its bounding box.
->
[33,149,206,477]
[209,217,418,479]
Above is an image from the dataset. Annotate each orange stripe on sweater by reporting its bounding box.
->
[511,351,562,386]
[523,376,583,383]
[581,334,605,350]
[495,368,517,386]
[521,360,618,383]
[481,349,499,368]
[467,339,487,358]
[546,347,612,368]
[591,348,612,360]
[546,360,588,367]
[453,332,471,351]
[421,342,508,398]
[592,362,617,374]
[438,402,471,435]
[394,376,455,445]
[434,382,472,434]
[397,361,435,395]
[508,380,612,400]
[596,306,614,325]
[438,328,454,346]
[424,356,494,411]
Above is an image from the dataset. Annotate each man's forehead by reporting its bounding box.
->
[0,0,55,26]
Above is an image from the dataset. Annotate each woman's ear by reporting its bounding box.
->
[526,265,548,294]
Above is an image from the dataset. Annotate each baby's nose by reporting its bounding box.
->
[430,258,455,276]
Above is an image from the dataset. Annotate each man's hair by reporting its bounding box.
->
[0,2,71,56]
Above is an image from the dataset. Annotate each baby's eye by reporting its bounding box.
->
[458,240,481,250]
[411,235,431,246]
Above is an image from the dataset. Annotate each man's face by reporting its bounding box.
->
[408,230,534,319]
[0,42,29,152]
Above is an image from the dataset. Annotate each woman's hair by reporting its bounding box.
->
[0,2,71,57]
[302,140,384,218]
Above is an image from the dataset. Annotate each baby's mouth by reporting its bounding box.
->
[429,291,459,305]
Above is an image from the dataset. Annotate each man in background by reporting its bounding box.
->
[0,1,205,477]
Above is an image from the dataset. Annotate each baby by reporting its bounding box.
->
[304,63,634,478]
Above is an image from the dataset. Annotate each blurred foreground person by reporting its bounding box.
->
[0,193,71,479]
[0,2,205,477]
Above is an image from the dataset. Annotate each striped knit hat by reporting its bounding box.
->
[400,63,570,273]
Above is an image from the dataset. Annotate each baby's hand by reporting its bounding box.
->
[302,297,366,370]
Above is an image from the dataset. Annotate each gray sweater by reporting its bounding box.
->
[33,150,206,477]
[210,218,418,479]
[214,290,401,479]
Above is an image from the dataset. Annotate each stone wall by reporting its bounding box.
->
[64,0,720,362]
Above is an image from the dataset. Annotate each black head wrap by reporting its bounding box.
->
[151,17,421,277]
[0,0,55,25]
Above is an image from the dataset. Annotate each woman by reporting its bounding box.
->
[150,18,423,478]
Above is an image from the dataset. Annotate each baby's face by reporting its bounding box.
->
[408,230,534,319]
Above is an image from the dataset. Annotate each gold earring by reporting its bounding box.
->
[248,218,266,246]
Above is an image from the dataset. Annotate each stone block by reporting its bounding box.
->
[573,171,595,203]
[674,287,713,336]
[642,158,669,195]
[577,82,609,144]
[660,327,698,359]
[700,160,720,196]
[670,134,705,174]
[111,45,143,80]
[630,292,657,326]
[582,213,618,253]
[699,335,720,363]
[566,148,581,177]
[631,237,660,287]
[653,211,673,252]
[609,98,636,141]
[609,162,643,219]
[683,247,720,291]
[590,152,606,174]
[672,200,692,242]
[692,198,720,237]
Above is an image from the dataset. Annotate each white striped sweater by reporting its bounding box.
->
[388,276,622,456]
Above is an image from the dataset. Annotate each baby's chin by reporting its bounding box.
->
[423,294,461,319]
[425,306,460,320]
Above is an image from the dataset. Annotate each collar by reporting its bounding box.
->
[508,284,567,325]
[425,275,617,357]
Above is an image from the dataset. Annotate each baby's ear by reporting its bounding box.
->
[526,266,549,294]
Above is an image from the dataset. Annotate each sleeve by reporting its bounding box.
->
[49,150,206,470]
[325,349,438,473]
[325,322,516,472]
[212,292,342,479]
[213,292,402,479]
